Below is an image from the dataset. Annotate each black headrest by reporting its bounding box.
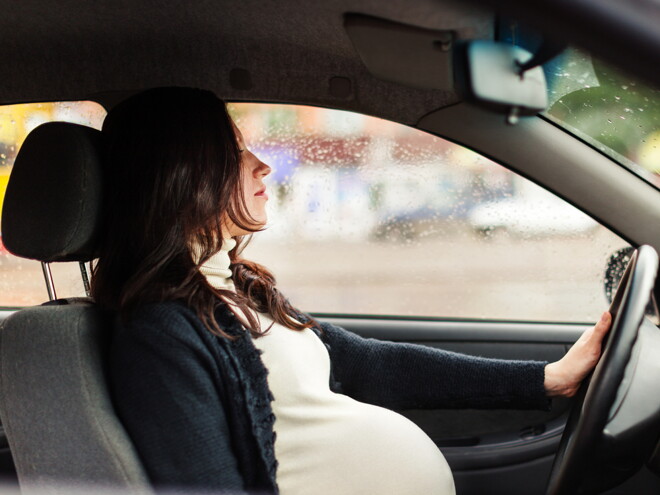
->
[1,122,104,262]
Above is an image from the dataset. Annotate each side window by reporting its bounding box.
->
[0,102,106,306]
[231,103,629,322]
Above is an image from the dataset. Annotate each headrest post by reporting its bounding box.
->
[41,262,57,301]
[79,261,91,297]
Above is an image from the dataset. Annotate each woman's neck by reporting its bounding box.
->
[199,237,237,291]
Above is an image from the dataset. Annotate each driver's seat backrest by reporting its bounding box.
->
[0,122,151,493]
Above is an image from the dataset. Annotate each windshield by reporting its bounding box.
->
[498,21,659,188]
[543,48,659,187]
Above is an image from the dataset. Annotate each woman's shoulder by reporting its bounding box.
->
[125,300,196,324]
[113,301,213,351]
[113,300,246,350]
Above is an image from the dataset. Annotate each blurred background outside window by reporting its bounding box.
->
[230,103,629,322]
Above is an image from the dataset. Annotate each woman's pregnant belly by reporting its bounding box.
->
[274,393,455,495]
[252,320,455,495]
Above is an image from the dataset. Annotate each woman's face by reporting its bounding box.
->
[226,125,272,237]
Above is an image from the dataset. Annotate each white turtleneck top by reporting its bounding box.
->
[199,240,455,495]
[198,238,237,291]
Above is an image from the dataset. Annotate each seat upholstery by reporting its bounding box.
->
[0,122,151,493]
[0,304,150,492]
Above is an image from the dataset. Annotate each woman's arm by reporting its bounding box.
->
[109,305,247,493]
[319,322,550,410]
[320,312,611,410]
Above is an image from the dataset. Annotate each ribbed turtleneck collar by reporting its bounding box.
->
[198,238,237,291]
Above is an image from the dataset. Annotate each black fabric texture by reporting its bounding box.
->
[2,122,103,262]
[110,302,272,494]
[318,321,550,411]
[109,301,550,494]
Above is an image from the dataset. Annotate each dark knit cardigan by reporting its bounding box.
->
[109,301,550,494]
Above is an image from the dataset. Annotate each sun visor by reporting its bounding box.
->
[344,13,455,90]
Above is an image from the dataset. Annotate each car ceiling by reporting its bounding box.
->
[1,0,494,122]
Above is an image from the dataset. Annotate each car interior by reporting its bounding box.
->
[0,1,659,494]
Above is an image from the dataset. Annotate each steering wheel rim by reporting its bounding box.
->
[546,245,659,495]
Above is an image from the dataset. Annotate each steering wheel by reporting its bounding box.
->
[546,245,659,495]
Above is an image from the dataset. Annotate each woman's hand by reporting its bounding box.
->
[544,312,612,398]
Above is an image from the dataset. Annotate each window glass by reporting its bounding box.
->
[497,20,659,188]
[231,103,629,322]
[543,48,660,188]
[0,102,106,307]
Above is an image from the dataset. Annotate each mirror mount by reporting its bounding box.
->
[516,38,566,75]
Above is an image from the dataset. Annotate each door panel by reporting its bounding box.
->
[325,316,576,468]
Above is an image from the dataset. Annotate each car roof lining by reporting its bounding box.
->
[0,0,493,123]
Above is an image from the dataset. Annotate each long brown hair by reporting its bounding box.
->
[91,87,315,337]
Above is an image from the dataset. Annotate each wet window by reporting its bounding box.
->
[497,20,659,187]
[544,48,660,187]
[231,103,629,322]
[0,101,106,307]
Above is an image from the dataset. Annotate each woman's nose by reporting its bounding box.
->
[254,160,272,178]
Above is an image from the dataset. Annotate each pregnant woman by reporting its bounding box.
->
[93,87,611,495]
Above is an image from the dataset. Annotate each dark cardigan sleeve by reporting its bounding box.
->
[109,305,247,493]
[319,322,551,411]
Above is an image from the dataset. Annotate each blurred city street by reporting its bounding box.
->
[245,225,627,322]
[1,225,625,323]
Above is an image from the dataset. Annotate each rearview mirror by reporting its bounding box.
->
[455,41,548,122]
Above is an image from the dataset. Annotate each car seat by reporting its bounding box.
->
[0,122,151,493]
